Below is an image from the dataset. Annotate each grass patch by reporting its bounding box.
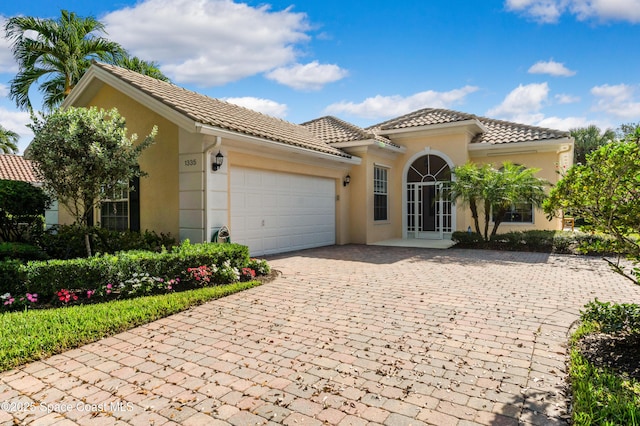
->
[569,323,640,425]
[0,281,260,372]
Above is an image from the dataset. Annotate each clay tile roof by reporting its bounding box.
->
[93,62,351,159]
[301,116,398,147]
[0,154,39,183]
[368,108,570,144]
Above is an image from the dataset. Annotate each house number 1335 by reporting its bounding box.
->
[184,159,197,166]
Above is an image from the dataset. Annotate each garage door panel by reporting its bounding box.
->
[231,167,335,256]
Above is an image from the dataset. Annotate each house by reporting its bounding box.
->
[59,62,574,255]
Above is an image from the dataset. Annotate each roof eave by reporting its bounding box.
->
[468,137,574,157]
[330,139,406,153]
[376,119,487,137]
[199,126,362,165]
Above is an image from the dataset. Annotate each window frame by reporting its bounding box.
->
[492,202,535,224]
[373,166,389,222]
[99,184,130,231]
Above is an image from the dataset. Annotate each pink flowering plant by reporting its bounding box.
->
[0,292,39,311]
[56,289,78,304]
[186,265,212,285]
[241,267,256,281]
[248,258,270,275]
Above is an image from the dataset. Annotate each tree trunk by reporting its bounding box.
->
[84,232,92,257]
[482,200,493,241]
[491,207,507,237]
[469,200,481,235]
[82,199,93,257]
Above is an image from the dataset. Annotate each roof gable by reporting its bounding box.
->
[301,116,399,148]
[368,108,570,144]
[0,155,38,183]
[79,62,352,159]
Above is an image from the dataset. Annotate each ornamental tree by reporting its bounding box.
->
[544,129,640,283]
[28,106,156,256]
[450,162,549,241]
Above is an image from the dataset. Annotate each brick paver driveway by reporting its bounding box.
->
[2,246,640,426]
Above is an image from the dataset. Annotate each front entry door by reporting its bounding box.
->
[413,182,444,239]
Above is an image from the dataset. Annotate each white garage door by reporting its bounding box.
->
[230,167,336,256]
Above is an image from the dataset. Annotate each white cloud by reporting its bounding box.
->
[591,83,640,119]
[505,0,565,23]
[324,86,479,119]
[266,61,348,90]
[0,84,8,98]
[223,97,288,118]
[570,0,640,23]
[555,93,580,104]
[0,107,33,153]
[102,0,312,86]
[528,60,576,77]
[487,82,550,124]
[536,115,591,130]
[505,0,640,23]
[0,17,18,73]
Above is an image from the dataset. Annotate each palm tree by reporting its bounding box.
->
[570,125,616,165]
[489,162,548,238]
[449,163,488,235]
[450,162,548,241]
[4,10,123,111]
[0,125,19,154]
[115,55,170,82]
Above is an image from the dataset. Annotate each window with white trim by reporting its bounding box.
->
[100,186,129,231]
[374,166,388,221]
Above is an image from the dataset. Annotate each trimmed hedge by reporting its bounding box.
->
[0,242,48,262]
[452,230,629,255]
[34,225,177,259]
[1,241,251,302]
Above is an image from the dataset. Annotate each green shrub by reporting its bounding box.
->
[580,299,640,334]
[453,230,634,255]
[0,242,48,261]
[22,256,116,300]
[0,260,27,295]
[36,224,176,259]
[1,241,253,307]
[452,231,485,245]
[0,179,51,242]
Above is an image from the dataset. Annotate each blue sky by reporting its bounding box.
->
[1,0,640,152]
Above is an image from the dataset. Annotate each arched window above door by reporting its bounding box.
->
[407,154,451,183]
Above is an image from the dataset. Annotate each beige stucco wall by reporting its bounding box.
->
[470,150,567,232]
[66,84,180,237]
[345,130,572,244]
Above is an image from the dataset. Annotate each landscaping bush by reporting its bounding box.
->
[569,300,640,425]
[0,179,51,242]
[0,242,48,261]
[580,299,640,335]
[0,241,260,310]
[0,260,27,296]
[452,230,630,255]
[35,224,176,259]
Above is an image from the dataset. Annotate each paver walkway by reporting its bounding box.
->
[2,246,640,426]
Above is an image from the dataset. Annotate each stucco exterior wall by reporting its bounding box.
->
[470,149,570,232]
[80,85,180,237]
